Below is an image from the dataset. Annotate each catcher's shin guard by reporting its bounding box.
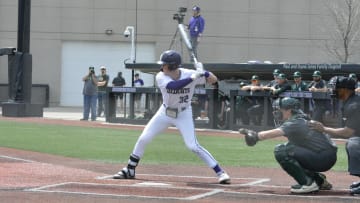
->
[315,173,332,190]
[274,144,312,185]
[113,154,140,179]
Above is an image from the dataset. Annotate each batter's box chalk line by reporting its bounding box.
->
[224,189,360,201]
[26,181,225,201]
[97,173,270,187]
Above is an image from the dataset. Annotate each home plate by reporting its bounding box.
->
[134,182,171,187]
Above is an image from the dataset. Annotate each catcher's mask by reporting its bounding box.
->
[272,97,301,126]
[157,50,182,71]
[328,76,356,98]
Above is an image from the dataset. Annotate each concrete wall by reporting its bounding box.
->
[0,0,359,106]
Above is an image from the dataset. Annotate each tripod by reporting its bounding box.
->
[169,26,185,57]
[169,7,189,60]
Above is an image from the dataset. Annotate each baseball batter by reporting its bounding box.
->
[113,50,231,184]
[309,76,360,195]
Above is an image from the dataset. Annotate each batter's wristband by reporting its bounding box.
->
[204,71,210,78]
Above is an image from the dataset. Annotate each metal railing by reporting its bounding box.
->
[105,87,218,129]
[228,90,340,131]
[105,86,346,130]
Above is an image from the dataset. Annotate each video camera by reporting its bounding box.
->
[173,7,187,24]
[89,66,95,74]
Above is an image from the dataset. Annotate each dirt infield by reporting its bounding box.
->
[0,116,359,202]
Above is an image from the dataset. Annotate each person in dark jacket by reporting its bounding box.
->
[309,76,360,195]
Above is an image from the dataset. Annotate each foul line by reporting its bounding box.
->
[0,155,36,163]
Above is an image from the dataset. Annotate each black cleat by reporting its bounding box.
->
[350,185,360,195]
[350,181,360,189]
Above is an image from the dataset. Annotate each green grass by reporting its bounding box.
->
[0,120,348,171]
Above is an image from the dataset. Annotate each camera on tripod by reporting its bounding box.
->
[173,7,187,24]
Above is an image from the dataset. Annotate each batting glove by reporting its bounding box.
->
[191,70,203,81]
[195,62,204,72]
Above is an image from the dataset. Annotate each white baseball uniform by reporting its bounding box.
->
[131,68,219,168]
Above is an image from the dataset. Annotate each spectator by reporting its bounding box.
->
[97,66,109,117]
[217,94,231,129]
[191,94,201,119]
[291,71,308,91]
[235,82,252,126]
[112,72,126,113]
[81,66,98,121]
[241,75,263,92]
[263,69,281,89]
[191,84,209,121]
[291,71,310,114]
[198,87,209,120]
[262,69,282,126]
[267,73,292,96]
[217,82,251,129]
[308,71,329,122]
[241,75,264,125]
[134,73,144,112]
[188,5,205,60]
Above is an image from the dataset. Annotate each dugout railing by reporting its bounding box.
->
[228,90,341,131]
[105,87,219,129]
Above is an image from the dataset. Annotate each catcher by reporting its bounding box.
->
[239,97,337,194]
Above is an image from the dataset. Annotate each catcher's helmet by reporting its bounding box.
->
[273,97,301,111]
[157,50,182,70]
[273,97,302,125]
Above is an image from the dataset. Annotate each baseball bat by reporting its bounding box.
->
[177,24,203,71]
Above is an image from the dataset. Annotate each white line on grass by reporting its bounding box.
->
[0,155,36,163]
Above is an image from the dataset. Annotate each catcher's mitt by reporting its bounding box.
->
[239,128,259,146]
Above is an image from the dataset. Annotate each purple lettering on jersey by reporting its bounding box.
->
[167,88,190,94]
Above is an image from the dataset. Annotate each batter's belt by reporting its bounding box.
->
[163,104,187,118]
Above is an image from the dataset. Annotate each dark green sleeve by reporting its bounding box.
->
[279,119,306,139]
